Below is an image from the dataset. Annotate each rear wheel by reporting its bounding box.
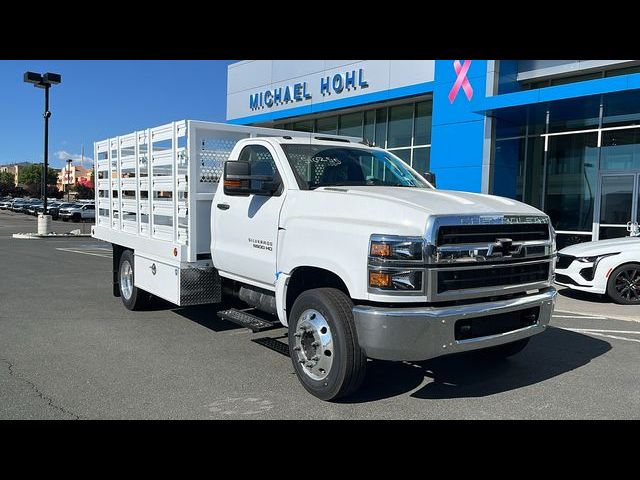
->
[118,250,150,311]
[607,263,640,305]
[288,288,366,401]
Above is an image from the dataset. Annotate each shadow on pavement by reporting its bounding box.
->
[159,296,248,332]
[557,286,609,304]
[340,327,611,403]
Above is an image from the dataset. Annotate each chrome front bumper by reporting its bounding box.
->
[352,287,557,361]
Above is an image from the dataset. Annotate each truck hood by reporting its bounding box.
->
[317,186,544,216]
[560,236,640,256]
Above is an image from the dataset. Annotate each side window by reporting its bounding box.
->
[238,144,281,191]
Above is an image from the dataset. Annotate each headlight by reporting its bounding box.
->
[369,269,423,291]
[369,235,423,261]
[368,234,425,294]
[577,252,620,263]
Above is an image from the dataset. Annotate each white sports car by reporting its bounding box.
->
[555,236,640,305]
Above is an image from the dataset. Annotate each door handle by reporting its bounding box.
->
[217,203,230,210]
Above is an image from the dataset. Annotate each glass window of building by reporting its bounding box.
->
[363,110,375,144]
[412,147,430,174]
[601,129,640,170]
[548,96,600,133]
[338,112,363,137]
[391,148,411,164]
[602,90,640,127]
[387,104,413,148]
[292,120,313,132]
[375,108,387,148]
[315,116,337,134]
[544,132,598,232]
[413,101,432,146]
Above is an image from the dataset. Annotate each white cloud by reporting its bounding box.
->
[55,150,93,164]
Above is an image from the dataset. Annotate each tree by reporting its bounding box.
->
[18,164,59,197]
[74,182,94,199]
[0,171,15,196]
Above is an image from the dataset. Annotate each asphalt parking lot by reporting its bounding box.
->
[1,210,639,419]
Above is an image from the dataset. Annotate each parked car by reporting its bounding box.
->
[0,199,13,210]
[26,202,43,215]
[555,228,640,304]
[10,199,30,212]
[60,203,95,222]
[37,202,68,219]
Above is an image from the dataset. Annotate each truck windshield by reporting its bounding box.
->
[280,144,431,190]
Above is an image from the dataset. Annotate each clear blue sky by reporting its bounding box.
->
[0,60,235,169]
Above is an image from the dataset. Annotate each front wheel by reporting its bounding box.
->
[118,250,150,311]
[607,263,640,305]
[288,288,367,401]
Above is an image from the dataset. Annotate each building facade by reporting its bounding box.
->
[57,164,93,192]
[226,60,640,249]
[0,162,32,187]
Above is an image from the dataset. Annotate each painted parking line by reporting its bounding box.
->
[55,247,112,259]
[558,327,640,344]
[552,314,607,320]
[564,328,640,335]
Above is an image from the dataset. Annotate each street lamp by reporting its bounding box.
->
[24,71,61,229]
[66,158,73,202]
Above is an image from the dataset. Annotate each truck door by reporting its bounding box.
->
[213,143,286,287]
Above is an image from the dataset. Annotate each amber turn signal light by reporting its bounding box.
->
[369,271,391,288]
[370,243,391,257]
[224,180,242,188]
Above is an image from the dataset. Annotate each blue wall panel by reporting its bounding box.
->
[429,60,488,192]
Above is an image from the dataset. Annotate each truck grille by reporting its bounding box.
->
[437,262,550,294]
[437,223,549,245]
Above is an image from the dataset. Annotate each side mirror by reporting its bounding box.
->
[423,171,436,187]
[223,161,278,196]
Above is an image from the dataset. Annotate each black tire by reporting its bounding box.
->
[607,263,640,305]
[72,213,80,222]
[118,250,150,311]
[288,288,367,401]
[62,217,68,222]
[477,338,530,359]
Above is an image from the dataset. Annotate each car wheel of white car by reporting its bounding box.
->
[607,263,640,305]
[118,250,150,311]
[288,288,367,401]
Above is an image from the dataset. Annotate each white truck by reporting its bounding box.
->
[92,120,557,400]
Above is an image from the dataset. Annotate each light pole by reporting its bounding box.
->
[24,72,61,233]
[66,158,73,202]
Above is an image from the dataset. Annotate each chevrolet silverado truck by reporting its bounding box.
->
[92,120,557,401]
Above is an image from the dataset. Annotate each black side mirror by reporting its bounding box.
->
[423,171,436,187]
[223,161,277,196]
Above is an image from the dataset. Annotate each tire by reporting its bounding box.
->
[72,213,80,222]
[118,250,150,311]
[607,263,640,305]
[288,288,367,401]
[477,338,530,359]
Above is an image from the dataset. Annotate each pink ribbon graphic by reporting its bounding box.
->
[448,60,473,103]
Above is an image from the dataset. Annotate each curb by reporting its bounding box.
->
[12,233,92,239]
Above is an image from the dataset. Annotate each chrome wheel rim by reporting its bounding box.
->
[615,268,640,302]
[293,309,334,381]
[120,260,134,300]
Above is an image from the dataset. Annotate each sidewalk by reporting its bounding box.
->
[554,286,640,322]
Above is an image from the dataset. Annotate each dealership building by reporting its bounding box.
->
[226,60,640,248]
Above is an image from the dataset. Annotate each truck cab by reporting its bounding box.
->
[211,136,556,400]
